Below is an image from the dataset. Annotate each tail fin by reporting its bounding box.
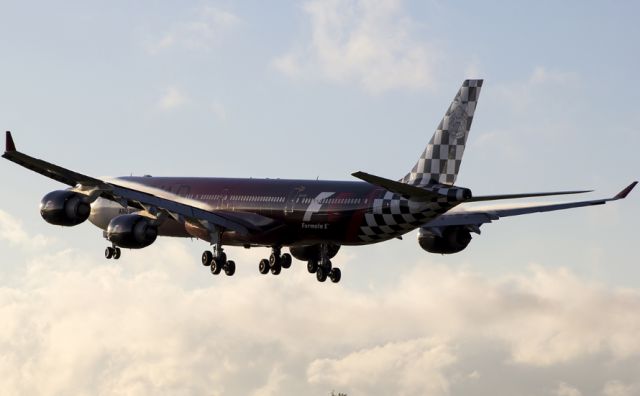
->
[402,79,483,186]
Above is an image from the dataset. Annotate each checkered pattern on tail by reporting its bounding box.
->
[402,79,483,186]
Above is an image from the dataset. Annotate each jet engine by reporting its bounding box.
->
[40,190,91,226]
[418,226,472,254]
[106,214,158,249]
[290,243,340,261]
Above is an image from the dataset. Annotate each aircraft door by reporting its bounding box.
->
[285,186,304,215]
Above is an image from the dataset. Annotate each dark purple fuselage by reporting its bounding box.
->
[116,176,390,247]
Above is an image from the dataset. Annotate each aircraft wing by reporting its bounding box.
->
[424,181,637,229]
[352,170,592,202]
[1,132,276,235]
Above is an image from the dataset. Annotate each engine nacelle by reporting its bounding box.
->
[107,214,158,249]
[418,226,472,254]
[290,243,340,262]
[40,190,91,226]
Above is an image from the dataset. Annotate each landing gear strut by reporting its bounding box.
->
[201,233,235,277]
[258,246,292,276]
[311,244,341,283]
[105,245,121,260]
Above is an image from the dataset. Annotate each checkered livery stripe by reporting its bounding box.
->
[402,79,483,186]
[358,190,462,242]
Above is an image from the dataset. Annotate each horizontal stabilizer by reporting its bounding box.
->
[467,190,592,202]
[352,171,472,202]
[352,171,440,201]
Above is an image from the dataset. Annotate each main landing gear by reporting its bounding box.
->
[306,244,341,283]
[201,240,236,277]
[200,240,342,283]
[105,245,121,260]
[258,246,292,276]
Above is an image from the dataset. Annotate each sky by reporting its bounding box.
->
[0,0,639,395]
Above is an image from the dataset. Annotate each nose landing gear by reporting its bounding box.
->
[105,245,121,260]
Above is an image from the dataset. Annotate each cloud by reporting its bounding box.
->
[158,86,188,110]
[273,0,436,94]
[1,238,639,395]
[146,6,240,54]
[308,337,455,395]
[0,209,51,249]
[602,381,638,396]
[555,382,582,396]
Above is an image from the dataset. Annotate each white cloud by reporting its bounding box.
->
[146,6,240,54]
[0,209,51,249]
[555,382,582,396]
[308,338,455,396]
[273,0,436,94]
[158,86,188,110]
[1,239,639,395]
[250,366,286,396]
[602,381,639,396]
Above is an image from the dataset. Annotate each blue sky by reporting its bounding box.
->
[0,1,638,395]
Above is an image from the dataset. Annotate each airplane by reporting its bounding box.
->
[3,80,636,284]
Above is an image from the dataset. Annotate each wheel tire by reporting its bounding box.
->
[281,253,292,269]
[224,260,236,276]
[271,263,281,275]
[307,260,318,273]
[322,258,332,271]
[259,259,270,274]
[316,266,327,282]
[218,251,227,264]
[113,248,121,260]
[105,247,114,259]
[329,267,341,283]
[269,252,279,267]
[211,257,224,275]
[202,251,213,266]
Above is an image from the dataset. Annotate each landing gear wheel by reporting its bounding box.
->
[329,267,341,283]
[270,262,282,275]
[105,247,114,259]
[224,260,236,276]
[211,257,224,275]
[281,253,292,269]
[307,260,318,273]
[259,259,270,274]
[113,248,121,260]
[316,266,328,282]
[202,251,213,266]
[269,253,279,267]
[218,251,227,264]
